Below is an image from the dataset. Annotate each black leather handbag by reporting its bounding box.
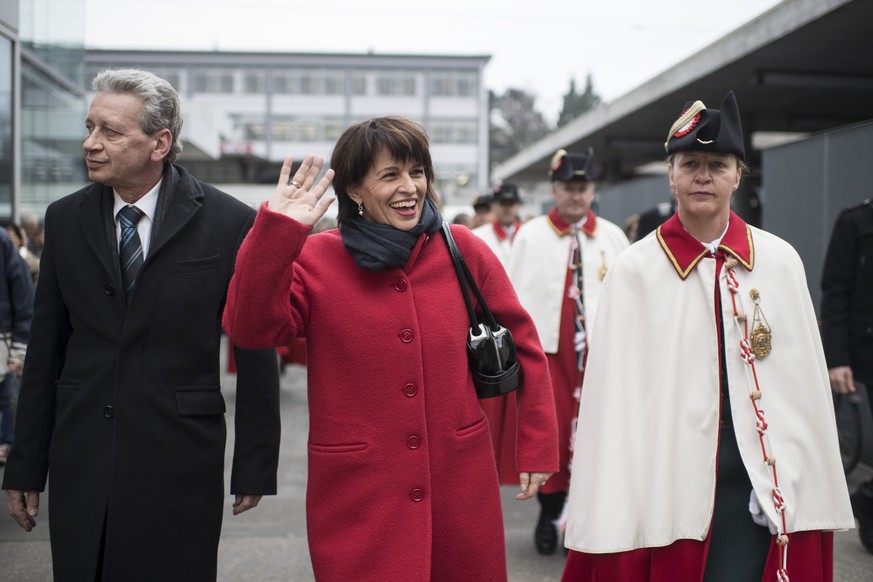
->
[440,222,522,399]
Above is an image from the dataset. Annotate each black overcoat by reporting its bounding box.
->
[821,198,873,385]
[2,164,280,582]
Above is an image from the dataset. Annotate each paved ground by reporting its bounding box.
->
[1,352,872,581]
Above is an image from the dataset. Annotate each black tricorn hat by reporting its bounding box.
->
[665,91,745,161]
[549,147,596,182]
[493,182,522,204]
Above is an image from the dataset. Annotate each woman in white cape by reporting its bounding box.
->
[561,91,854,582]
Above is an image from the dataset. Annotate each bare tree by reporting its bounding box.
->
[489,88,551,171]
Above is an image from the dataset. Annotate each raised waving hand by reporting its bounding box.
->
[268,155,335,226]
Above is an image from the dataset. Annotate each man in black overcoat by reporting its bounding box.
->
[2,69,281,581]
[821,197,873,555]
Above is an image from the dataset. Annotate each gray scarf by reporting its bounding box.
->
[341,198,443,272]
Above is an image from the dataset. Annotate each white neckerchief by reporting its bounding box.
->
[698,219,730,255]
[499,222,518,238]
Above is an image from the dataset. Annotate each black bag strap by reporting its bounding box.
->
[440,222,500,332]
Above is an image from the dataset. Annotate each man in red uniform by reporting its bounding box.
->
[505,148,628,554]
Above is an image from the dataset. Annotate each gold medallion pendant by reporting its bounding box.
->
[751,324,772,358]
[749,289,772,358]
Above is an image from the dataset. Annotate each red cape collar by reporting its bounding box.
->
[656,211,754,279]
[491,219,522,241]
[547,208,598,237]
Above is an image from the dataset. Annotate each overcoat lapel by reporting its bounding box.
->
[78,184,123,291]
[148,165,204,261]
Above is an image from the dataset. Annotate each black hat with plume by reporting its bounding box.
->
[665,91,745,161]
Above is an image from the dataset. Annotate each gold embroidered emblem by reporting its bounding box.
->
[749,289,772,358]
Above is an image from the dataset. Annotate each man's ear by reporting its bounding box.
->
[152,129,173,161]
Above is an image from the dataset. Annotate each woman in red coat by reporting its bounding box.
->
[223,116,559,581]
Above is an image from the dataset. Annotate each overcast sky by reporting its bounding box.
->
[85,0,783,123]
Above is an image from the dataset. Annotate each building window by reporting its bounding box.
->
[273,72,297,95]
[457,74,476,97]
[193,68,234,94]
[300,74,317,95]
[146,68,182,92]
[298,121,318,141]
[430,122,452,144]
[243,122,267,141]
[429,119,478,144]
[455,122,477,143]
[375,72,417,96]
[324,75,342,95]
[247,116,346,143]
[352,74,367,95]
[430,77,453,97]
[274,69,344,95]
[324,119,345,141]
[430,70,478,97]
[243,71,265,94]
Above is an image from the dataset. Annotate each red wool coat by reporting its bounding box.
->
[224,207,559,582]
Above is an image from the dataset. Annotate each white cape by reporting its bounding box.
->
[564,224,854,553]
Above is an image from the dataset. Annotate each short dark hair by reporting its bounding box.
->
[331,116,440,225]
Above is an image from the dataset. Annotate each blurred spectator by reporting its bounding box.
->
[452,212,472,228]
[636,199,676,241]
[0,228,34,465]
[820,197,873,555]
[19,214,43,258]
[470,193,494,229]
[2,222,39,285]
[472,182,523,267]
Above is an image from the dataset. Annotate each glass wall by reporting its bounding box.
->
[0,35,12,218]
[16,0,87,220]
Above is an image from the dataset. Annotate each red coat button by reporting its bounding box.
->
[400,329,414,343]
[410,488,425,502]
[402,383,418,397]
[394,279,408,292]
[406,435,421,449]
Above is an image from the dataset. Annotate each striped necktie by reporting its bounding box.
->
[118,205,145,302]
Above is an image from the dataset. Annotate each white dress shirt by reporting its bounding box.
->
[113,181,161,259]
